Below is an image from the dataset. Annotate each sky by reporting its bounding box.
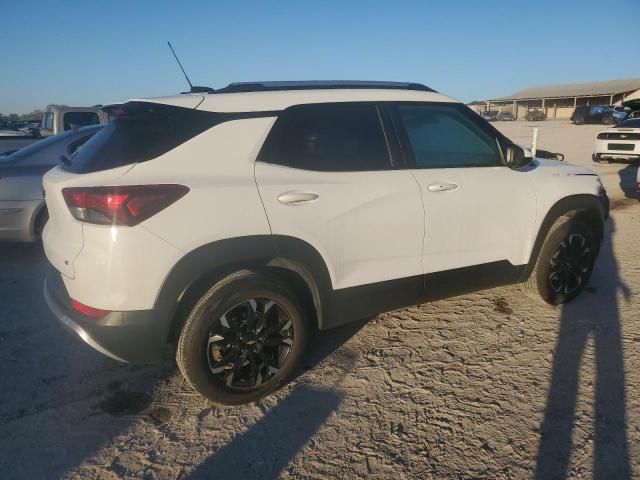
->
[1,0,639,114]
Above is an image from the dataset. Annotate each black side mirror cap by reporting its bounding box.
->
[505,145,533,169]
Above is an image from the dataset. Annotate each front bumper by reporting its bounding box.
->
[44,268,170,363]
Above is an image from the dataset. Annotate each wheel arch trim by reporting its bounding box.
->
[154,235,333,343]
[523,194,605,281]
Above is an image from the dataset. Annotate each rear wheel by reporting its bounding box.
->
[602,115,615,125]
[524,217,598,305]
[573,115,584,125]
[176,270,309,405]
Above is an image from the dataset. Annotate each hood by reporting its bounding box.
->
[533,158,596,176]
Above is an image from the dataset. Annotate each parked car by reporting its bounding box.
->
[42,81,608,405]
[593,118,640,163]
[38,106,109,138]
[0,125,102,242]
[571,105,626,125]
[0,120,29,137]
[525,108,546,121]
[497,111,515,121]
[481,110,498,121]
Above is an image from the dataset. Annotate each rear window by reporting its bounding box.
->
[63,111,100,130]
[66,102,221,174]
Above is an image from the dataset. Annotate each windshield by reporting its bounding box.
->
[616,118,640,128]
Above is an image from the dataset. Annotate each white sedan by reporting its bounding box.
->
[593,118,640,163]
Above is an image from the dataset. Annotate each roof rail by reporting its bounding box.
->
[214,80,435,94]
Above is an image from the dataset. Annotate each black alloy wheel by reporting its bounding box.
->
[206,298,294,389]
[547,233,593,295]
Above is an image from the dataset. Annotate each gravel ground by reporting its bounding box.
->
[0,121,638,479]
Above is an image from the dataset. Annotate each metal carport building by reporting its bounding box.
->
[485,78,640,120]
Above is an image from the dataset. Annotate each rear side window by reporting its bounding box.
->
[267,103,390,171]
[63,111,100,130]
[66,103,220,174]
[395,104,503,168]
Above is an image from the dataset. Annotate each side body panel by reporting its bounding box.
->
[410,166,537,272]
[255,163,425,290]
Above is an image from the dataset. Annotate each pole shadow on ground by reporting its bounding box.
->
[618,163,639,201]
[535,217,631,479]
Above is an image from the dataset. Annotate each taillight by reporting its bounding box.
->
[71,299,111,319]
[62,184,189,226]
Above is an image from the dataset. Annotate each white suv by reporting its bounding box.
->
[42,81,609,404]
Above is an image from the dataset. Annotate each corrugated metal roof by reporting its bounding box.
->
[492,78,640,101]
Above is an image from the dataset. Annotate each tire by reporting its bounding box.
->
[573,115,584,125]
[523,216,598,305]
[176,270,309,405]
[34,207,48,238]
[602,116,614,125]
[592,153,601,163]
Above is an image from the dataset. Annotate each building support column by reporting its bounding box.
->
[513,100,517,119]
[610,94,614,106]
[574,97,577,107]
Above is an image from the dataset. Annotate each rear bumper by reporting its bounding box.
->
[44,268,170,363]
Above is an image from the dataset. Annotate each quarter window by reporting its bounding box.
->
[395,104,503,168]
[274,103,390,171]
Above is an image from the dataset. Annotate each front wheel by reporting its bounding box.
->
[524,217,598,305]
[176,270,309,405]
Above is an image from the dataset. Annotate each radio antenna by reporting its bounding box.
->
[167,41,193,90]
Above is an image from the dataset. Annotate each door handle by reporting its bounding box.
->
[277,191,319,205]
[427,182,458,192]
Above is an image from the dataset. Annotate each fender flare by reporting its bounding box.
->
[152,235,333,343]
[522,194,605,280]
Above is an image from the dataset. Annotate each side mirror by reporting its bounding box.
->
[505,145,532,169]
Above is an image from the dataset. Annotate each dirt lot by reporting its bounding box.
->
[0,121,638,479]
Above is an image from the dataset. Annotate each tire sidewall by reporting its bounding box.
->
[178,273,308,405]
[535,220,598,305]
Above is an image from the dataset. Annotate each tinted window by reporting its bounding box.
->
[63,111,99,130]
[616,118,640,128]
[396,104,502,168]
[66,102,220,174]
[590,106,604,115]
[274,104,390,171]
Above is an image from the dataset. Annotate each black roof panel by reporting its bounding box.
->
[214,80,435,94]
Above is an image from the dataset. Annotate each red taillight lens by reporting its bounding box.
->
[62,184,189,226]
[71,299,111,319]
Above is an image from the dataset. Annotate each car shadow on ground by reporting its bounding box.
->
[186,320,367,479]
[535,217,632,479]
[0,242,174,478]
[0,241,367,478]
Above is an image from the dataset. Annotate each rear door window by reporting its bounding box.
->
[267,103,391,171]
